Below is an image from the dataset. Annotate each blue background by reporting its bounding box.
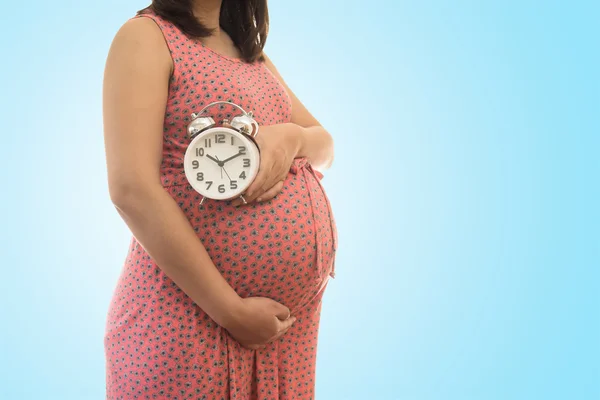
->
[1,1,598,399]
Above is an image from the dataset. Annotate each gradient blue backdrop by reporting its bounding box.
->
[1,1,598,399]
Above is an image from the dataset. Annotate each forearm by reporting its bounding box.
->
[111,183,243,327]
[286,123,334,170]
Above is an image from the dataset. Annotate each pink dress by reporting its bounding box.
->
[104,9,338,400]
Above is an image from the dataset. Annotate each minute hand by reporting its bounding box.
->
[221,151,243,164]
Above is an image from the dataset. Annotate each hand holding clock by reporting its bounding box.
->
[231,123,302,206]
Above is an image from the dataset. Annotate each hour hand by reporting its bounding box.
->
[206,154,223,166]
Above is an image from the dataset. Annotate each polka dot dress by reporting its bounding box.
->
[104,9,338,399]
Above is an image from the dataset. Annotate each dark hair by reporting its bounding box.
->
[138,0,268,63]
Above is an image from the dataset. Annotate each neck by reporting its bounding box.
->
[192,0,223,35]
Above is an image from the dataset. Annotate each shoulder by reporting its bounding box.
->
[107,14,173,74]
[113,14,167,49]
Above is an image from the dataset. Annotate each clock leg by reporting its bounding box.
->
[239,195,247,205]
[199,196,206,206]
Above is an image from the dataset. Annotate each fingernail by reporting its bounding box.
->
[256,197,262,202]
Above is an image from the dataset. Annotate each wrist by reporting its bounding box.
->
[209,291,246,329]
[285,123,304,158]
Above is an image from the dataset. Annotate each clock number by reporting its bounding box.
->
[230,180,238,190]
[215,134,225,143]
[239,171,246,179]
[204,138,212,148]
[205,181,213,190]
[196,172,204,181]
[195,148,204,157]
[238,146,246,155]
[192,160,200,169]
[218,184,226,193]
[243,158,250,167]
[230,136,235,145]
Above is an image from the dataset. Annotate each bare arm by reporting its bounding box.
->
[103,18,294,346]
[103,17,243,326]
[263,53,335,171]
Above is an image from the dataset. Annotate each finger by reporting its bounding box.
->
[245,174,274,204]
[256,180,283,203]
[271,302,291,320]
[269,317,297,343]
[249,165,287,204]
[258,158,282,190]
[269,324,294,343]
[249,155,287,202]
[255,180,284,203]
[277,316,297,333]
[278,316,297,332]
[231,167,269,206]
[243,162,272,203]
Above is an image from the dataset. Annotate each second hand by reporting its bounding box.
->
[215,156,233,182]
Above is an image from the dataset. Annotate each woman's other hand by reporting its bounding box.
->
[231,123,302,206]
[224,297,297,349]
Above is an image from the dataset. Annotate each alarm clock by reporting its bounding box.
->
[184,101,261,205]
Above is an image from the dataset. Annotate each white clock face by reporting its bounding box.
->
[183,127,260,200]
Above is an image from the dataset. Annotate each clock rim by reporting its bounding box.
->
[183,126,260,200]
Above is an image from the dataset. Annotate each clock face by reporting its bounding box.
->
[183,127,260,200]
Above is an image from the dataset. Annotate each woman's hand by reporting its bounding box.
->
[223,297,297,349]
[231,123,302,206]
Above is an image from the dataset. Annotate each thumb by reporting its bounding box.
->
[271,301,291,320]
[277,316,297,333]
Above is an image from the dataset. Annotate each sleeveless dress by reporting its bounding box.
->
[104,9,338,400]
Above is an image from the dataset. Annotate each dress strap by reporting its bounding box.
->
[130,9,188,81]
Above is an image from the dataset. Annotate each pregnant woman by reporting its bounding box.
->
[102,1,338,399]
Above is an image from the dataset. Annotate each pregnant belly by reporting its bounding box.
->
[165,157,337,312]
